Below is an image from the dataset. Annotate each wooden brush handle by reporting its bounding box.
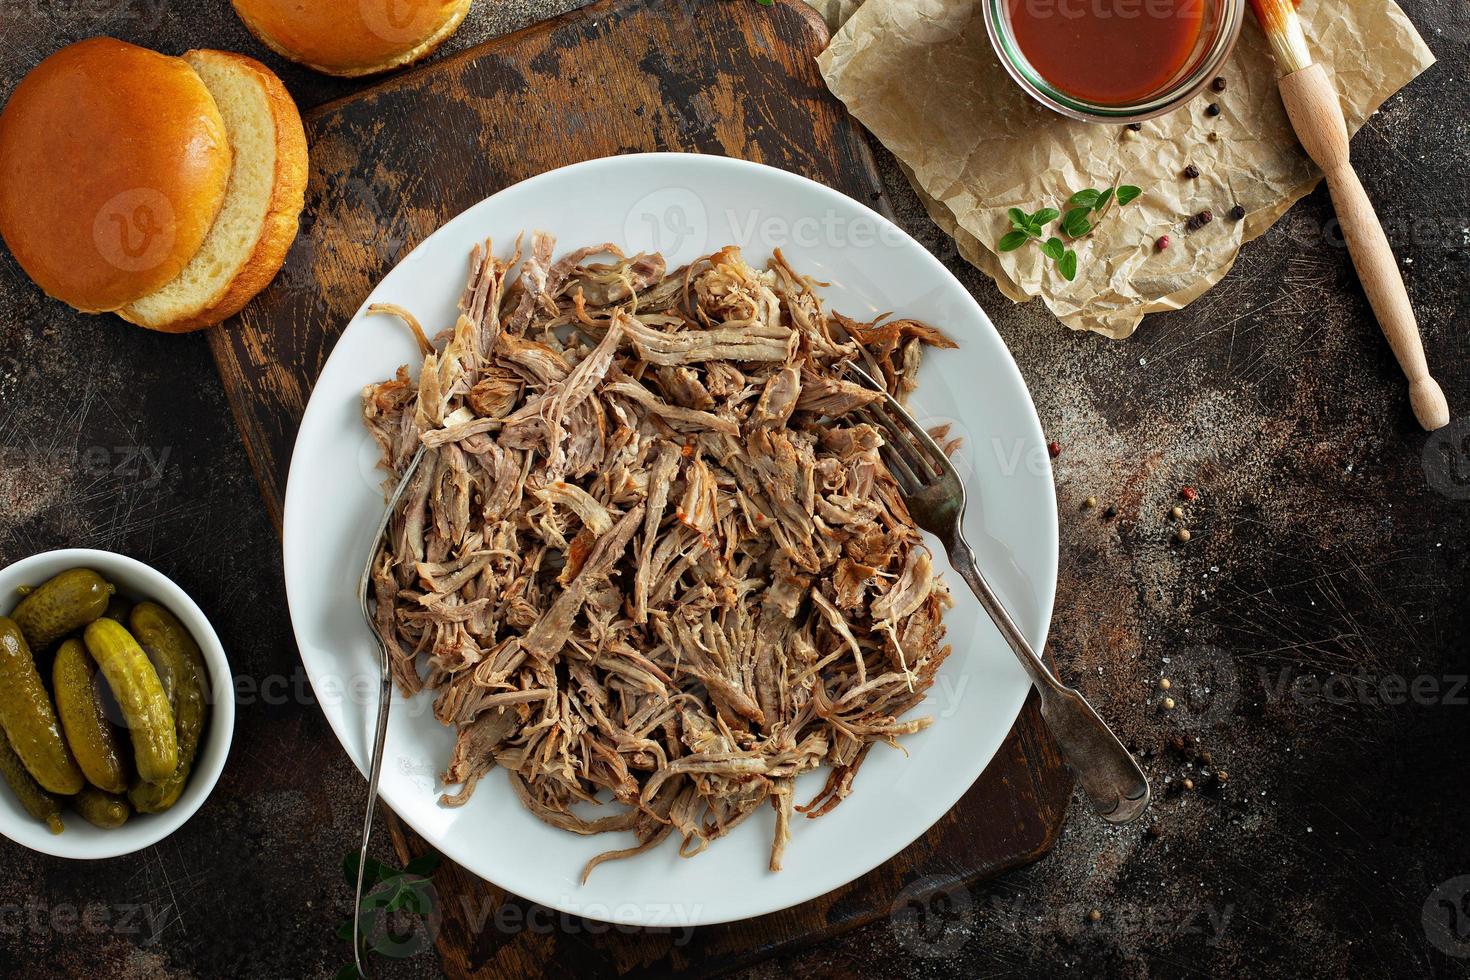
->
[1278,64,1449,431]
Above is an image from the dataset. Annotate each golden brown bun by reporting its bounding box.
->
[0,38,232,313]
[231,0,473,77]
[119,50,309,333]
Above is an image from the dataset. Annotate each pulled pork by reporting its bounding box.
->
[362,235,958,878]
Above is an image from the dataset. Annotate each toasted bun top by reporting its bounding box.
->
[0,38,232,313]
[232,0,469,75]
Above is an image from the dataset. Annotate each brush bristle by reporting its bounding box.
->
[1249,0,1313,73]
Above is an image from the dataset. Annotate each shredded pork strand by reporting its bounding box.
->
[362,236,959,879]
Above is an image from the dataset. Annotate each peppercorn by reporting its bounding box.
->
[1169,734,1186,750]
[1183,777,1195,791]
[1170,505,1184,520]
[1183,164,1200,179]
[1083,495,1098,510]
[1205,102,1221,116]
[1156,235,1170,251]
[1088,909,1102,922]
[1162,696,1176,710]
[1180,486,1198,501]
[1186,209,1214,232]
[1211,77,1227,93]
[1216,770,1229,783]
[1200,750,1213,764]
[1103,505,1118,520]
[1175,527,1192,543]
[1159,677,1172,690]
[1047,440,1061,458]
[1127,122,1143,131]
[1229,204,1246,221]
[1146,822,1162,837]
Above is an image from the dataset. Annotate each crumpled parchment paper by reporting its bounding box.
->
[812,0,1435,337]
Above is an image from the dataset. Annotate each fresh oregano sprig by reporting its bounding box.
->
[997,184,1143,281]
[335,849,442,980]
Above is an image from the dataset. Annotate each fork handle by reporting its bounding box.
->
[946,537,1068,697]
[352,637,394,976]
[945,535,1149,824]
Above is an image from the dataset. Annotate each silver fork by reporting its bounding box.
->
[352,445,425,977]
[846,364,1150,824]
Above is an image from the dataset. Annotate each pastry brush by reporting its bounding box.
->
[1249,0,1449,430]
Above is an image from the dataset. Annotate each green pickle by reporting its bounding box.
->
[11,568,113,650]
[128,602,209,813]
[52,638,128,794]
[101,594,134,624]
[0,617,84,794]
[82,618,177,784]
[72,787,130,829]
[0,731,63,834]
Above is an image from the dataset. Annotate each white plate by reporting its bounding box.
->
[283,154,1056,927]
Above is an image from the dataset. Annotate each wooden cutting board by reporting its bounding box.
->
[209,0,1074,974]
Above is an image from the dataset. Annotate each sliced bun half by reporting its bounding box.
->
[0,38,232,313]
[119,50,308,333]
[232,0,473,77]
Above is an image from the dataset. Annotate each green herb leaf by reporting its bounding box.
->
[1092,187,1114,212]
[336,920,355,942]
[1039,237,1065,261]
[1059,250,1079,281]
[756,0,775,6]
[1031,207,1060,228]
[1007,207,1028,231]
[344,852,400,893]
[1116,185,1142,205]
[336,965,366,980]
[405,852,442,877]
[1067,189,1101,209]
[998,230,1030,252]
[1061,208,1093,238]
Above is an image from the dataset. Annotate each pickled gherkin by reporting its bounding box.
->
[72,787,130,829]
[127,602,210,813]
[0,731,63,834]
[82,619,177,784]
[0,617,84,795]
[11,568,113,650]
[52,638,128,794]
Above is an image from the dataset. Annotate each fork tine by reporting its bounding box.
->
[845,363,953,482]
[861,402,940,484]
[877,439,923,494]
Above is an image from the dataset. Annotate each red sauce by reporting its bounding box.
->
[1006,0,1205,105]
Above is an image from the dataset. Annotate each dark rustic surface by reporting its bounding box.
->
[0,1,1467,978]
[211,0,1072,976]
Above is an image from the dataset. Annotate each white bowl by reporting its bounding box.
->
[0,548,235,858]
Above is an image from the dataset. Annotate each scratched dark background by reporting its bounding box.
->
[0,0,1468,978]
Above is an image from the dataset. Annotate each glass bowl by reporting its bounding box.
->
[983,0,1246,123]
